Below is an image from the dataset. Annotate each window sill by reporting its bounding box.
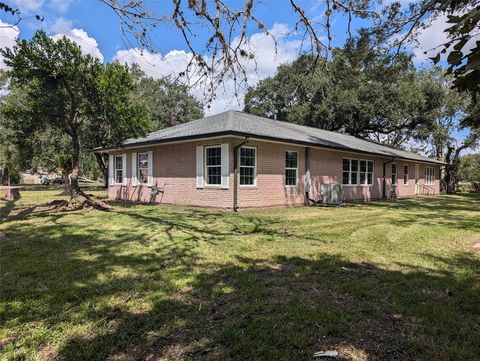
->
[240,185,257,189]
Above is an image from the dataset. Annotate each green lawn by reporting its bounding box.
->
[1,191,479,361]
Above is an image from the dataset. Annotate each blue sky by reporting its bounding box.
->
[0,0,474,150]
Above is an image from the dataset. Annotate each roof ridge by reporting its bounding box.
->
[145,110,232,137]
[115,109,444,165]
[234,111,440,160]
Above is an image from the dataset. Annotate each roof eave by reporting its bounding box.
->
[93,130,447,166]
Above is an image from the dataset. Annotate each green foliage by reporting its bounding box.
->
[457,153,480,183]
[244,38,455,148]
[437,0,480,128]
[0,31,149,191]
[130,64,203,130]
[82,62,151,150]
[1,191,479,359]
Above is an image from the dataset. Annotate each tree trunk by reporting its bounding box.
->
[63,124,110,210]
[444,145,466,194]
[69,125,81,196]
[56,170,72,196]
[444,146,455,194]
[95,152,109,188]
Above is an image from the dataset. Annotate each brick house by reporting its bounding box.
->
[96,110,444,210]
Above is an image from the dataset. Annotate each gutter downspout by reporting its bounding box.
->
[233,137,249,212]
[383,157,395,199]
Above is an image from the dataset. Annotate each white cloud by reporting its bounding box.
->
[114,23,301,115]
[51,25,104,62]
[114,48,192,79]
[407,12,477,64]
[49,17,73,33]
[48,0,71,13]
[0,21,19,70]
[10,0,44,13]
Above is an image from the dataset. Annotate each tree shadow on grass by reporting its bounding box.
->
[49,253,480,361]
[0,200,15,222]
[1,197,480,360]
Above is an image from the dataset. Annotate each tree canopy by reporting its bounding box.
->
[0,30,150,206]
[457,153,480,185]
[244,39,462,148]
[130,65,204,130]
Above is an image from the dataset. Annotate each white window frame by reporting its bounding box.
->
[391,162,397,185]
[403,164,409,186]
[342,158,374,186]
[137,152,149,185]
[239,146,257,187]
[285,150,298,187]
[425,167,435,185]
[114,155,124,184]
[204,145,222,186]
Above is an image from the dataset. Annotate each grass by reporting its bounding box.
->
[1,191,479,361]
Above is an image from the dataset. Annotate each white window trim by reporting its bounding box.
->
[425,167,435,185]
[239,146,257,187]
[342,158,374,186]
[285,150,299,187]
[403,164,409,186]
[204,145,222,187]
[114,155,124,185]
[137,152,149,185]
[391,162,397,186]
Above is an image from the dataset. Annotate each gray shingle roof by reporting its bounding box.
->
[115,110,444,165]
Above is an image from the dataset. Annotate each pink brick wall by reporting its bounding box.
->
[107,138,441,208]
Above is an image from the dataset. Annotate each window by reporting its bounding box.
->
[205,146,222,185]
[240,147,256,185]
[285,151,298,186]
[342,159,350,185]
[138,153,149,184]
[403,165,409,185]
[115,155,123,184]
[392,163,397,185]
[342,158,374,185]
[425,167,435,185]
[367,161,374,185]
[359,160,367,184]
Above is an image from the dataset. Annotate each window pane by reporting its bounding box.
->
[115,156,123,169]
[343,159,350,171]
[351,159,358,172]
[139,168,148,184]
[351,171,358,185]
[206,147,221,166]
[240,148,255,166]
[138,153,148,168]
[360,160,367,172]
[207,166,221,185]
[367,161,373,172]
[367,173,373,185]
[359,172,366,184]
[240,167,255,185]
[285,169,297,186]
[285,151,298,168]
[342,171,349,185]
[115,156,123,183]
